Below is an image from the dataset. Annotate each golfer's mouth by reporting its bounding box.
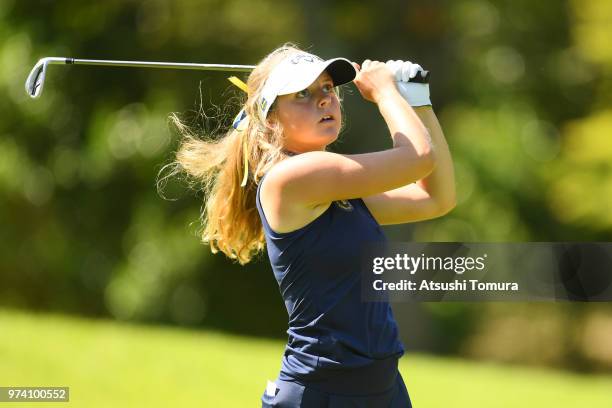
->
[319,114,335,123]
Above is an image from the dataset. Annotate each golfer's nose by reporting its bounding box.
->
[318,93,331,108]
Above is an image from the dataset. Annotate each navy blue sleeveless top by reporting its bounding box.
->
[256,171,405,395]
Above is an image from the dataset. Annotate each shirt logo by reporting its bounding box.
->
[335,200,353,211]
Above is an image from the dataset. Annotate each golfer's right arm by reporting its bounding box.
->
[267,61,435,207]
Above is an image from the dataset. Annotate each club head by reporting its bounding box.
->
[25,57,65,98]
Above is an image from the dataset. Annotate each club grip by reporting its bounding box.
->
[409,70,430,84]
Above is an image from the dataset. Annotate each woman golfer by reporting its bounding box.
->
[170,43,455,407]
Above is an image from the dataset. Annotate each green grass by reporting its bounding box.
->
[1,308,611,407]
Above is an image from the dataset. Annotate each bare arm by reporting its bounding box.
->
[413,106,455,210]
[361,106,456,225]
[376,81,433,153]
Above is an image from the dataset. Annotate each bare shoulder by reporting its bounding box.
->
[260,159,331,234]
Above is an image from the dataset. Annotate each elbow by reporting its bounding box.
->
[438,198,456,216]
[416,139,436,177]
[437,188,457,216]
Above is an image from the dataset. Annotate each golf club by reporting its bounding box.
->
[25,57,257,98]
[25,57,430,99]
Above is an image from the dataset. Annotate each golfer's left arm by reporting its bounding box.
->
[363,105,456,225]
[413,105,456,211]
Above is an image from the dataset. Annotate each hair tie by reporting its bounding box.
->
[228,76,248,93]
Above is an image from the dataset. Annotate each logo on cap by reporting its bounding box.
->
[289,54,323,65]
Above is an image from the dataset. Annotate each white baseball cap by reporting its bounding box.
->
[258,51,357,121]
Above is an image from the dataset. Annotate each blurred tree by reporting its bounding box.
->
[547,0,612,234]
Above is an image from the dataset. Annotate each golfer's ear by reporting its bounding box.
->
[266,109,279,127]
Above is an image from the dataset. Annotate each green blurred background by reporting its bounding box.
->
[1,0,611,406]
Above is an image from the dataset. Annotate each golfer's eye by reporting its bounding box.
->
[296,89,310,98]
[323,84,335,93]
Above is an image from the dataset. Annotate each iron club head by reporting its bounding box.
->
[25,57,66,99]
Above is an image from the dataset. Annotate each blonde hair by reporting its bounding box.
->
[158,43,345,265]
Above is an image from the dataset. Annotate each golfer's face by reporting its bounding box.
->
[275,71,341,151]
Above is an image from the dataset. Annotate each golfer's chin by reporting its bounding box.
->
[294,129,340,152]
[315,126,340,142]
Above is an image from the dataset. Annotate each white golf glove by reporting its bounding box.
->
[386,60,431,107]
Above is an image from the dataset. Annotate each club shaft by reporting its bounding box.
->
[63,58,255,72]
